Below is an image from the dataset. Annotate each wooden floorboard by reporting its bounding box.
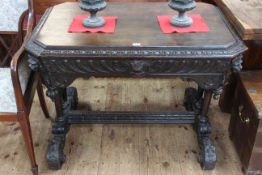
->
[0,78,243,175]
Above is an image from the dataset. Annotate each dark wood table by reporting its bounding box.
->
[25,2,246,171]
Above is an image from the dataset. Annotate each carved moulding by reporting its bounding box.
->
[27,40,246,59]
[40,57,230,75]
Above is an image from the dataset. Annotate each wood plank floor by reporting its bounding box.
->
[0,78,243,175]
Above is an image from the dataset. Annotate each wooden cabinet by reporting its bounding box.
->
[230,71,262,175]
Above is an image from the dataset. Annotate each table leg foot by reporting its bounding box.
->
[199,137,216,170]
[195,115,216,170]
[184,87,203,113]
[47,136,66,170]
[45,87,72,170]
[47,115,69,170]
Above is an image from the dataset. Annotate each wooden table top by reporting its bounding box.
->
[37,2,234,47]
[214,0,262,40]
[26,2,245,59]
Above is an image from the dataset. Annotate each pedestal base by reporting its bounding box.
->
[46,86,217,170]
[170,15,193,27]
[83,16,105,28]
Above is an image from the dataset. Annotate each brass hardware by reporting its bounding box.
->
[238,105,250,124]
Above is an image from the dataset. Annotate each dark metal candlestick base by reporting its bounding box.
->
[170,12,193,27]
[79,0,107,28]
[83,13,105,28]
[168,0,196,28]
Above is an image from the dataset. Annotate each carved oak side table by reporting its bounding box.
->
[25,2,246,171]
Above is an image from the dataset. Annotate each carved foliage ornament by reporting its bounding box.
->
[30,57,230,90]
[231,54,243,73]
[42,58,230,75]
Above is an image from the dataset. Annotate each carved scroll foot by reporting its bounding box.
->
[199,137,216,170]
[47,112,69,169]
[184,87,203,113]
[63,87,78,112]
[47,136,66,170]
[195,115,216,170]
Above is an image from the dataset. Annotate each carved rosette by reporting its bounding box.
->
[130,60,149,74]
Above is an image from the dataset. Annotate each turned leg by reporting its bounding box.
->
[46,87,78,170]
[195,89,216,170]
[184,86,204,114]
[18,112,38,175]
[46,88,67,170]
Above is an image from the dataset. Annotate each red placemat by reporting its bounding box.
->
[157,14,209,34]
[68,15,117,33]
